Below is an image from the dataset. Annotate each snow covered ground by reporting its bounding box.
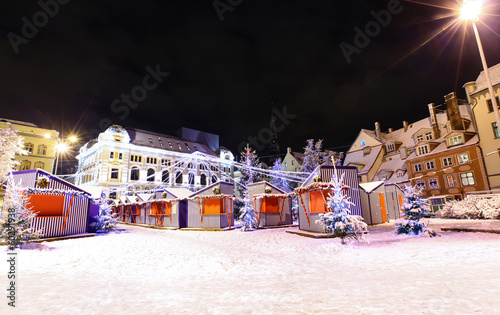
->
[3,219,500,314]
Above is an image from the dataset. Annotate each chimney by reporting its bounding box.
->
[428,103,440,139]
[403,121,409,132]
[388,128,393,133]
[287,147,292,153]
[375,122,382,139]
[445,92,464,130]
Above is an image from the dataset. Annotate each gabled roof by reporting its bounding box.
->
[359,181,385,193]
[343,145,383,175]
[469,63,500,94]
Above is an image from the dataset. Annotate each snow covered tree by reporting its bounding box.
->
[237,144,264,197]
[0,127,27,182]
[0,177,43,250]
[92,195,118,233]
[269,158,290,192]
[395,185,435,236]
[299,139,342,174]
[316,169,368,244]
[239,194,258,231]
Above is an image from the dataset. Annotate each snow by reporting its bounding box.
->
[3,219,500,314]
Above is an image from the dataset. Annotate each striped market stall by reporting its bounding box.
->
[7,169,99,238]
[186,182,234,229]
[295,165,362,233]
[384,184,404,220]
[248,181,292,227]
[359,181,388,225]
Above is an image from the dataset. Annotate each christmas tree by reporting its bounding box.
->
[269,158,290,192]
[395,185,435,236]
[316,169,368,244]
[236,143,264,199]
[92,193,118,233]
[0,177,43,250]
[0,127,26,181]
[239,194,258,231]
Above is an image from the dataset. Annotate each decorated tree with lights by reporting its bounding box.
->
[269,158,290,192]
[395,185,435,236]
[239,193,258,231]
[237,144,264,197]
[0,127,26,182]
[316,169,368,244]
[299,139,341,174]
[0,177,43,250]
[92,193,118,233]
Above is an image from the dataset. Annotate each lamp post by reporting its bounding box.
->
[54,136,77,175]
[461,0,500,134]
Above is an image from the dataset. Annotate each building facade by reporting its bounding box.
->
[74,125,234,195]
[463,63,500,190]
[0,118,59,174]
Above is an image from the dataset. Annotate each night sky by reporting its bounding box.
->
[1,0,500,158]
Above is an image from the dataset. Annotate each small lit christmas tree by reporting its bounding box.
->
[0,177,43,250]
[395,185,435,236]
[92,194,118,233]
[239,194,257,231]
[316,169,368,244]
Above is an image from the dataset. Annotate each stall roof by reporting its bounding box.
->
[359,181,385,194]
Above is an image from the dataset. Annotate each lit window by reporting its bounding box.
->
[20,160,31,170]
[486,97,500,112]
[185,143,190,151]
[414,164,422,172]
[449,135,463,146]
[428,178,439,189]
[416,180,426,190]
[177,143,182,150]
[460,172,475,186]
[37,145,47,155]
[149,137,153,145]
[493,123,499,138]
[417,145,429,156]
[360,140,365,146]
[457,153,469,164]
[442,157,453,167]
[168,141,173,148]
[25,143,34,153]
[425,161,435,170]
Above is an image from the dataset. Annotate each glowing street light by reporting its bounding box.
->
[53,136,78,175]
[460,0,500,136]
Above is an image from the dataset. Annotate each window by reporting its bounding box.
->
[460,172,475,186]
[149,137,153,145]
[380,174,389,180]
[168,141,173,148]
[177,143,182,150]
[425,161,435,170]
[445,175,458,188]
[457,153,469,164]
[25,143,34,153]
[493,123,499,138]
[20,160,31,170]
[428,178,439,189]
[185,143,191,151]
[487,96,500,112]
[414,163,423,172]
[34,162,44,169]
[387,143,395,152]
[162,170,169,183]
[212,175,218,184]
[425,132,433,140]
[175,172,182,184]
[188,173,195,185]
[147,168,155,182]
[110,152,114,159]
[158,138,164,147]
[416,135,424,142]
[119,153,123,159]
[146,157,157,164]
[417,145,429,156]
[416,180,426,190]
[397,171,405,178]
[37,145,47,155]
[131,155,142,163]
[188,163,195,169]
[130,167,140,181]
[114,138,120,142]
[200,174,207,186]
[442,157,453,167]
[110,168,119,179]
[449,135,463,146]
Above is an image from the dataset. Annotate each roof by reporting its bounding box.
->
[0,118,38,128]
[343,145,383,175]
[290,151,304,163]
[164,188,193,199]
[359,181,385,193]
[470,63,500,94]
[125,127,216,156]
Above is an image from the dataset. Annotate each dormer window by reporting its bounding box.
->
[417,145,429,156]
[387,144,395,152]
[380,174,389,180]
[185,143,190,151]
[416,135,424,142]
[168,141,173,148]
[425,132,433,140]
[449,135,463,146]
[177,143,182,150]
[149,137,153,145]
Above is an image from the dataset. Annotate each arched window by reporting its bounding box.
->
[147,168,155,182]
[130,167,140,181]
[188,173,195,185]
[212,175,217,184]
[188,163,194,169]
[20,160,31,170]
[200,174,207,186]
[34,161,44,169]
[162,170,169,183]
[37,145,47,155]
[175,172,182,184]
[25,143,34,154]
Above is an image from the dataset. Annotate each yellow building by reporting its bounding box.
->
[0,118,59,174]
[463,63,500,190]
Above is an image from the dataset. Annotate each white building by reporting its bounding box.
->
[75,125,234,195]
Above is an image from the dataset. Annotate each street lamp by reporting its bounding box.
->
[54,136,77,175]
[461,0,500,134]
